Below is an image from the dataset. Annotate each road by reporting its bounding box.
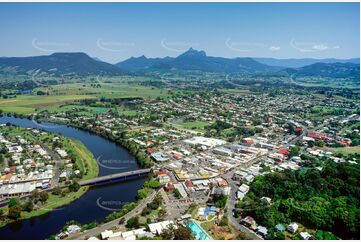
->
[67,121,308,240]
[78,168,151,186]
[222,123,308,240]
[42,144,62,187]
[223,171,263,240]
[66,190,158,240]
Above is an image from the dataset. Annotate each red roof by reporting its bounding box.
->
[157,170,168,176]
[278,149,289,156]
[185,180,193,188]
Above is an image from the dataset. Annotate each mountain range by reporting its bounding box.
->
[116,48,282,73]
[254,57,360,68]
[0,52,126,76]
[0,49,359,78]
[284,62,360,79]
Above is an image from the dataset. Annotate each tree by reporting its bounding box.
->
[137,188,150,199]
[8,204,22,219]
[39,191,49,203]
[160,227,174,240]
[22,200,34,212]
[144,180,161,189]
[173,226,194,240]
[69,181,80,192]
[174,189,181,199]
[289,146,300,158]
[126,216,140,229]
[52,186,62,195]
[158,208,167,218]
[8,198,18,207]
[219,216,228,226]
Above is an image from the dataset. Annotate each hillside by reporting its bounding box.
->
[284,62,360,79]
[0,52,126,76]
[116,48,281,73]
[254,58,360,68]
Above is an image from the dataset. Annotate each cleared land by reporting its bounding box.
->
[0,94,94,114]
[0,81,169,115]
[175,121,210,130]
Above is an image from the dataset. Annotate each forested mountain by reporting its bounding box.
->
[0,52,126,76]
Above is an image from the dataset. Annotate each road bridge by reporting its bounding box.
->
[78,168,151,186]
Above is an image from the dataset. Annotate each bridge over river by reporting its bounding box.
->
[79,168,151,186]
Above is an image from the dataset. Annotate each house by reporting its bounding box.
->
[274,224,285,232]
[101,230,113,239]
[300,232,313,240]
[256,225,268,237]
[287,222,299,233]
[260,197,272,205]
[241,138,254,146]
[158,174,171,184]
[278,149,289,156]
[165,182,174,193]
[238,184,250,193]
[241,216,257,230]
[66,225,81,235]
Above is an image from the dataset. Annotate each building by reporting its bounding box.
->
[151,152,169,162]
[174,183,188,198]
[183,136,226,149]
[287,222,299,233]
[148,220,174,235]
[256,226,268,237]
[300,232,313,240]
[275,224,285,232]
[241,216,257,230]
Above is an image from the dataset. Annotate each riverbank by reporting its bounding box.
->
[0,116,147,239]
[0,123,99,228]
[0,187,89,228]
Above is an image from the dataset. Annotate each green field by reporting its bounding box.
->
[35,82,170,99]
[0,81,170,115]
[0,94,95,114]
[326,146,360,155]
[67,139,99,180]
[175,121,210,130]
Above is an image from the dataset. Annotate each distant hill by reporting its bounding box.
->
[116,48,281,73]
[254,57,360,68]
[284,62,360,79]
[0,52,126,76]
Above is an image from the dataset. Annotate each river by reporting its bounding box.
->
[0,116,146,239]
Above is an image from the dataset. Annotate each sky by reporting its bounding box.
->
[0,2,359,63]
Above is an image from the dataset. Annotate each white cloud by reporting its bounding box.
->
[269,46,280,51]
[333,45,341,49]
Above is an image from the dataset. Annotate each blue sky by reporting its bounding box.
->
[0,2,359,63]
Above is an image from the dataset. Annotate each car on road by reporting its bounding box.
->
[118,218,125,225]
